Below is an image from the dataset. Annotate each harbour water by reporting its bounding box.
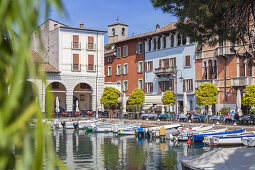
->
[53,129,210,169]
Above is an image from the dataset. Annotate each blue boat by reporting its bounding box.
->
[192,129,245,142]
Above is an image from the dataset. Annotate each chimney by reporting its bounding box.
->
[156,24,160,31]
[80,21,84,28]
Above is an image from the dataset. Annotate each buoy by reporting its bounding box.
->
[202,140,205,143]
[187,140,191,145]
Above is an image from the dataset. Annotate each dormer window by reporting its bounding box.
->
[112,28,115,36]
[122,28,125,35]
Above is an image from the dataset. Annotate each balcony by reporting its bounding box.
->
[87,43,96,50]
[87,64,96,72]
[71,64,81,71]
[154,67,176,76]
[195,79,220,88]
[71,42,81,50]
[231,77,255,87]
[195,51,202,59]
[215,46,235,56]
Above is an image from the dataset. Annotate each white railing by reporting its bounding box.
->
[71,64,81,71]
[71,42,81,50]
[231,77,255,87]
[87,43,96,50]
[86,64,96,72]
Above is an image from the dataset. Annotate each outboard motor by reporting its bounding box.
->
[137,127,144,139]
[73,122,79,130]
[61,121,66,128]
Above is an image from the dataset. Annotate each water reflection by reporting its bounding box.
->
[53,129,206,169]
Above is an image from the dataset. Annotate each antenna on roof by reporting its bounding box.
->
[116,16,119,22]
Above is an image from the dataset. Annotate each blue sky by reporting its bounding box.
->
[42,0,177,43]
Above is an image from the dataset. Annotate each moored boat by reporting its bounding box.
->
[192,129,244,142]
[242,136,255,147]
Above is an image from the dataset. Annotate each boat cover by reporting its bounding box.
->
[180,147,255,170]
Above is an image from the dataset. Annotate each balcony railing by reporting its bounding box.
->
[71,64,81,71]
[231,77,255,87]
[215,46,235,56]
[154,67,176,76]
[72,42,81,50]
[87,64,96,72]
[195,51,202,59]
[87,43,96,50]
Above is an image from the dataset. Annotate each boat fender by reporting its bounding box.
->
[187,140,191,145]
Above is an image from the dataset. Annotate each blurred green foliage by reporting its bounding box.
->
[0,0,66,169]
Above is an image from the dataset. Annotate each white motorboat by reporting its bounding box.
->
[205,131,255,145]
[147,124,181,137]
[112,123,141,133]
[118,129,136,135]
[242,136,255,147]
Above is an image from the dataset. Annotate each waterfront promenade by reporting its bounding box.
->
[51,117,255,131]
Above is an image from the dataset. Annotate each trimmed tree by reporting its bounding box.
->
[242,85,255,114]
[161,90,176,114]
[128,88,145,119]
[196,83,218,114]
[100,87,119,110]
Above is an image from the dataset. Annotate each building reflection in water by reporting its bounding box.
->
[53,129,204,169]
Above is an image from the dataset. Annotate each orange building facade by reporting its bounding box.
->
[195,42,255,114]
[104,22,145,95]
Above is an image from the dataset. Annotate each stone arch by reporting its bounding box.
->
[45,82,66,113]
[73,83,93,111]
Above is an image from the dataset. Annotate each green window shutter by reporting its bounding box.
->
[136,43,139,54]
[120,65,122,75]
[127,64,128,74]
[116,66,118,75]
[142,42,145,53]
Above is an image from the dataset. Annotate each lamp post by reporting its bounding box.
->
[175,69,183,120]
[117,73,124,121]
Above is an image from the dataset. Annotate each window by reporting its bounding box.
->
[185,55,191,67]
[137,61,143,73]
[116,65,121,75]
[163,36,166,48]
[123,46,128,57]
[182,36,186,45]
[117,47,121,58]
[157,38,161,49]
[123,63,128,75]
[183,79,193,92]
[88,36,94,50]
[107,66,112,76]
[72,53,80,71]
[178,34,181,46]
[170,58,176,68]
[145,61,153,72]
[122,28,125,35]
[72,35,80,49]
[137,79,144,90]
[136,42,143,54]
[171,34,174,47]
[158,80,174,92]
[107,57,112,63]
[154,39,156,50]
[112,28,115,36]
[148,40,151,51]
[87,55,94,71]
[145,82,153,93]
[123,80,128,91]
[161,59,166,68]
[203,61,208,79]
[52,82,59,89]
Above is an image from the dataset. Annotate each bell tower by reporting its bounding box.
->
[108,17,128,44]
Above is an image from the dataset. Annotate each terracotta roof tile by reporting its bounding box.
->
[113,22,177,44]
[31,51,59,73]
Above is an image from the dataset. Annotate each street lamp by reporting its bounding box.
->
[117,73,124,121]
[175,69,183,120]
